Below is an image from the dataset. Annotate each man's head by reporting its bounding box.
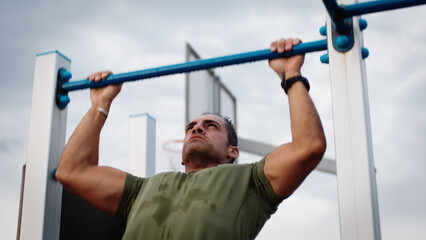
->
[181,113,239,171]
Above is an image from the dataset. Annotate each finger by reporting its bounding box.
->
[87,73,95,81]
[270,41,277,52]
[101,71,113,79]
[94,73,102,82]
[87,72,101,82]
[293,38,301,46]
[277,39,286,53]
[285,38,294,51]
[87,71,113,82]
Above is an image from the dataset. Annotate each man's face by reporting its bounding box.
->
[182,114,232,166]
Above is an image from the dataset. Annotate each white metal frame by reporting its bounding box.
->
[20,2,385,236]
[327,0,381,239]
[239,138,336,174]
[20,51,70,240]
[128,113,156,178]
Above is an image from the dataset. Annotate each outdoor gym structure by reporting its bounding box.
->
[18,0,426,239]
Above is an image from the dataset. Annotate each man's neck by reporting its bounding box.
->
[185,162,220,172]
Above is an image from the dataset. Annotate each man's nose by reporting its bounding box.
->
[192,124,205,134]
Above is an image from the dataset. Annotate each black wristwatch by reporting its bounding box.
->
[281,73,310,94]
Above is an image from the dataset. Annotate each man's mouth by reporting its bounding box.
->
[189,135,206,142]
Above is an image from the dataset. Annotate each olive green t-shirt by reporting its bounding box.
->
[115,158,283,240]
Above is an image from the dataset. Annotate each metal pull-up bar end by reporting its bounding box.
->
[322,0,425,53]
[323,0,426,23]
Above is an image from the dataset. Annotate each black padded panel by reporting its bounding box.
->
[60,188,126,240]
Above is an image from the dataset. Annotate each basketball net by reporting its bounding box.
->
[162,139,184,172]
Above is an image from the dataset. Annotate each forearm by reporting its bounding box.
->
[287,82,326,157]
[56,105,127,215]
[57,106,107,176]
[265,38,326,197]
[55,72,126,215]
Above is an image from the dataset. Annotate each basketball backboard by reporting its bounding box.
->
[185,43,237,127]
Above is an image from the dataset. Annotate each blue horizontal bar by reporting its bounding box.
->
[323,0,426,23]
[62,39,327,92]
[343,0,426,18]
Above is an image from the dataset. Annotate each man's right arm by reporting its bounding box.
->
[55,71,126,216]
[264,39,326,199]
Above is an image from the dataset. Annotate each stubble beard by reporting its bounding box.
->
[182,141,224,168]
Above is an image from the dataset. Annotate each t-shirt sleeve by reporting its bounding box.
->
[252,157,285,208]
[114,173,145,220]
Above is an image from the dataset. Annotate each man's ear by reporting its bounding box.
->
[227,145,239,162]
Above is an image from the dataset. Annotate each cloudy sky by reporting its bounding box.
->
[1,0,425,239]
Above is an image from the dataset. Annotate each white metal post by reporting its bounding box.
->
[20,51,70,240]
[327,0,381,239]
[128,113,156,178]
[238,138,336,174]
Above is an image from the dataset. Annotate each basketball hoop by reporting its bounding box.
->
[162,139,184,171]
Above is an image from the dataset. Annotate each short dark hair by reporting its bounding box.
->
[202,112,238,147]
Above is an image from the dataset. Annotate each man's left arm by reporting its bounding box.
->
[264,38,326,198]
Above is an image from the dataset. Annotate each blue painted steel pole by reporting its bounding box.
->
[324,0,426,23]
[343,0,426,18]
[62,40,327,92]
[322,0,344,22]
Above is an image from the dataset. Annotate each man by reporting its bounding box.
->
[56,38,326,239]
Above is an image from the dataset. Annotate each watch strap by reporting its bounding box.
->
[281,73,310,94]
